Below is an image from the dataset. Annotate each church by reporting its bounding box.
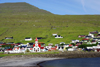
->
[33,38,41,52]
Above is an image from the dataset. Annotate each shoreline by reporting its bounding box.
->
[0,57,61,67]
[37,58,65,67]
[1,51,100,66]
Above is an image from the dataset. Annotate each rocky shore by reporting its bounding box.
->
[2,51,100,59]
[0,51,100,67]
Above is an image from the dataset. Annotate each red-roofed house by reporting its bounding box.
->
[51,47,56,51]
[76,42,82,46]
[82,38,89,42]
[4,47,21,53]
[4,48,13,53]
[40,47,44,49]
[48,46,57,51]
[41,47,46,52]
[78,35,85,38]
[13,47,20,51]
[69,44,73,47]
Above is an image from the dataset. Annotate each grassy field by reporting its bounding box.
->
[0,3,100,45]
[0,51,59,57]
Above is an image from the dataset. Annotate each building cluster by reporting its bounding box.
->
[0,38,59,53]
[52,31,100,52]
[0,31,100,53]
[70,31,100,52]
[0,37,66,53]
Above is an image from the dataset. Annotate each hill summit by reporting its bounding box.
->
[0,2,52,14]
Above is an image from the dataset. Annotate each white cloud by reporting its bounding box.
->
[83,0,100,13]
[74,0,100,13]
[81,0,87,12]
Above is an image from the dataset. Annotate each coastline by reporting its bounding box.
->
[1,51,100,66]
[0,57,60,67]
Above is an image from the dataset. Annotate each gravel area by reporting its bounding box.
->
[0,57,60,67]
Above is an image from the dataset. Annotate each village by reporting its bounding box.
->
[0,31,100,53]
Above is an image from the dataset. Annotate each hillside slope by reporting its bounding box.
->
[0,2,52,14]
[0,2,100,44]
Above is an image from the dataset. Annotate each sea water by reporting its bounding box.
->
[39,57,100,67]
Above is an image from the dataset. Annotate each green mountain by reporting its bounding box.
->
[0,2,100,45]
[0,2,52,14]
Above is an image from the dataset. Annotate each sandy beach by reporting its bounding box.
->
[0,57,60,67]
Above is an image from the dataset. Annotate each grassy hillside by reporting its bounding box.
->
[0,2,100,45]
[0,2,52,14]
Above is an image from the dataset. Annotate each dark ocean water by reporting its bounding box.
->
[39,57,100,67]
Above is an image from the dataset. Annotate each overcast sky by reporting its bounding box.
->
[0,0,100,15]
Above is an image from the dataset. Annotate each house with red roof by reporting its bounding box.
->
[4,46,25,53]
[48,46,57,51]
[46,45,52,50]
[82,38,89,42]
[13,47,21,52]
[78,35,85,38]
[76,42,82,46]
[40,47,46,52]
[89,31,98,34]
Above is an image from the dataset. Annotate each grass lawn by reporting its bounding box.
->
[0,51,59,57]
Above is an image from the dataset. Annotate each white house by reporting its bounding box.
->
[33,38,41,52]
[5,47,23,53]
[67,48,76,51]
[55,35,63,38]
[98,42,100,44]
[63,44,69,48]
[87,47,93,49]
[48,43,53,46]
[40,47,46,52]
[87,41,92,44]
[98,38,100,42]
[20,44,28,47]
[46,45,52,50]
[71,40,79,43]
[5,37,13,39]
[25,37,32,41]
[52,33,57,36]
[91,42,97,44]
[58,46,64,51]
[88,33,94,38]
[60,42,65,45]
